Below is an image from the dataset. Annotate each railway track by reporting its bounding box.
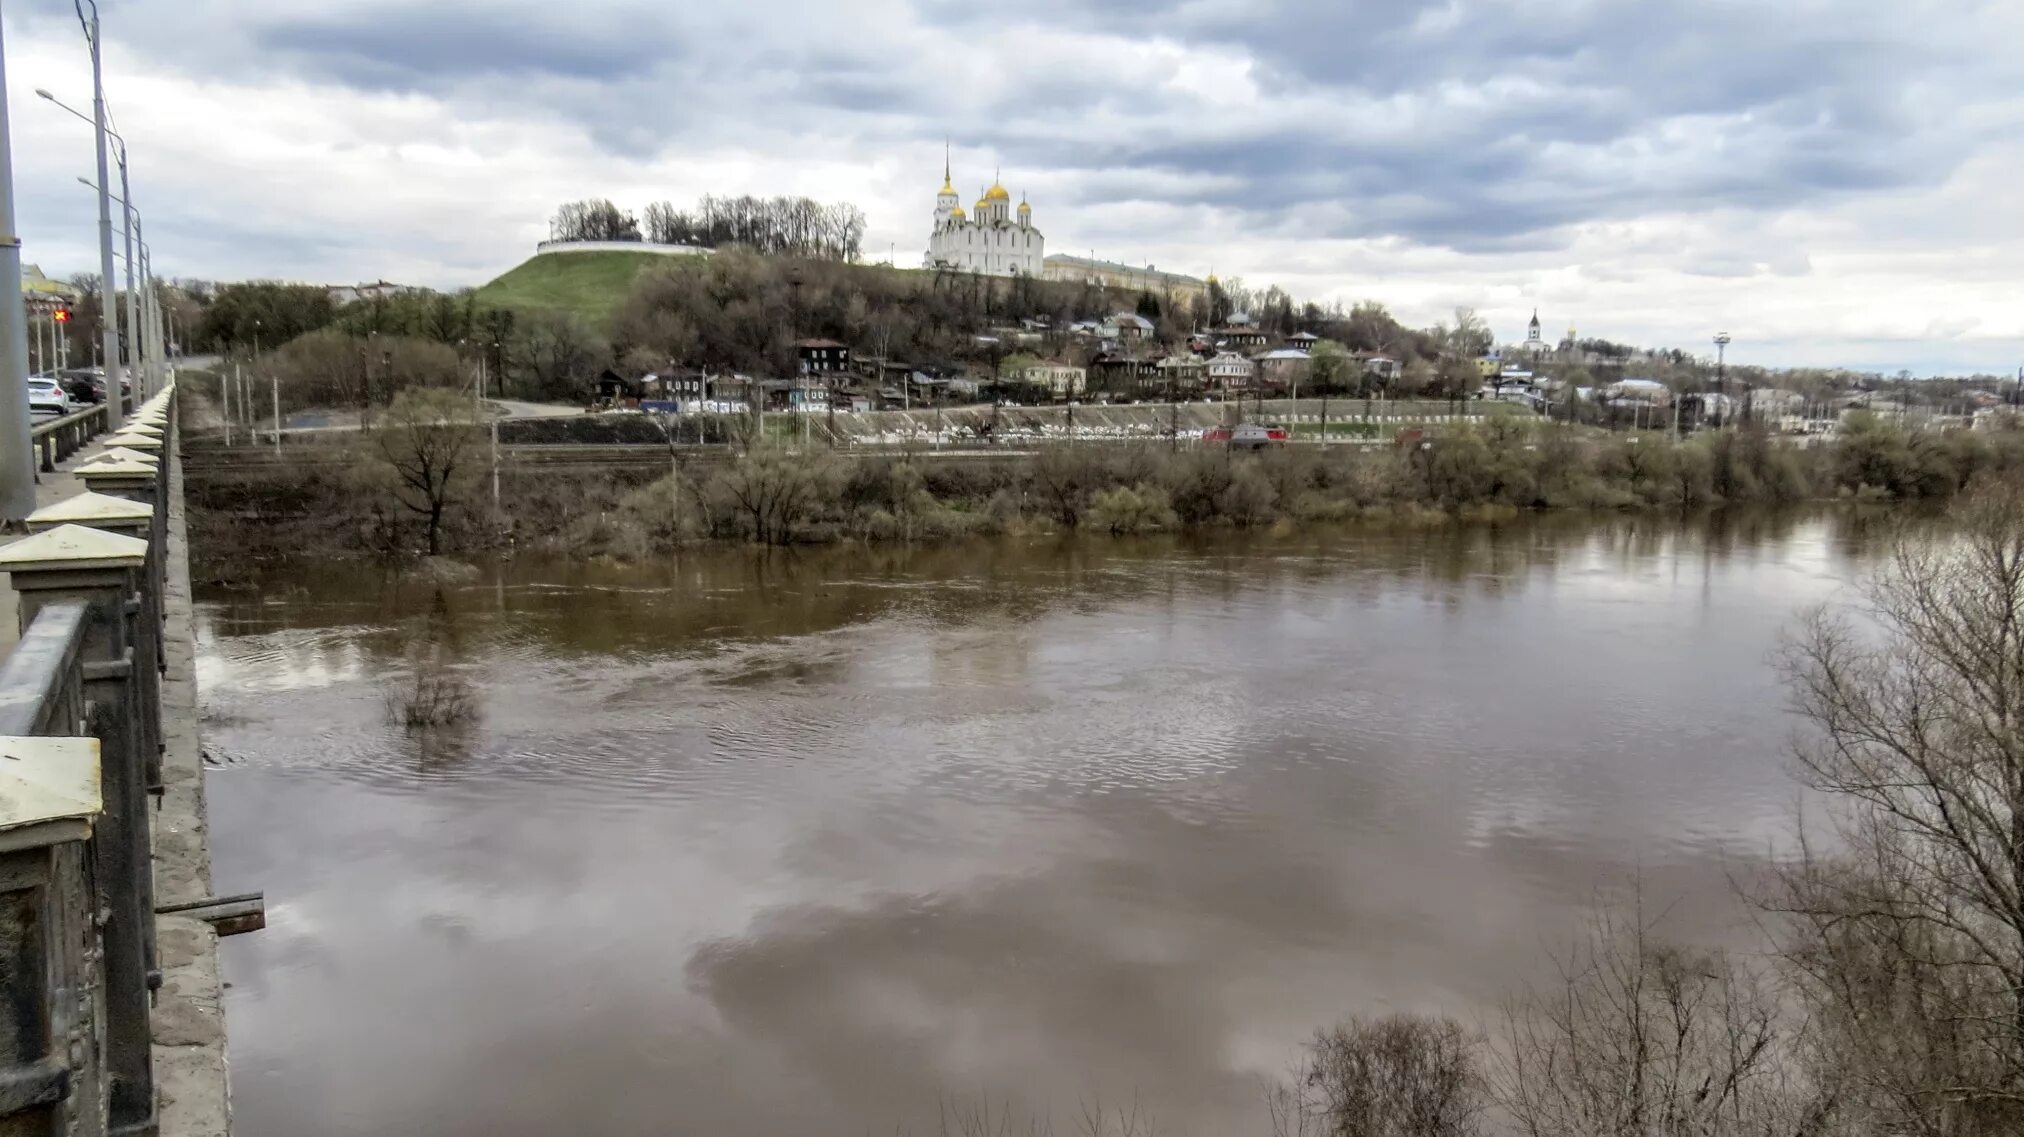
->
[180,442,1045,481]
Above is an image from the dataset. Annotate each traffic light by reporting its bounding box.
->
[52,307,70,324]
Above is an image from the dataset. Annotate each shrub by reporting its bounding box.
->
[701,450,837,544]
[1218,464,1278,526]
[386,663,478,730]
[1088,483,1178,534]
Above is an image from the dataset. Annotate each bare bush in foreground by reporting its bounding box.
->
[1773,477,2024,1135]
[386,661,478,730]
[1491,897,1826,1137]
[1270,1014,1483,1137]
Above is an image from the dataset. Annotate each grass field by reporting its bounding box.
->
[472,250,676,326]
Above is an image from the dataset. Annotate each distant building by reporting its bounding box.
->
[1022,362,1086,399]
[1254,347,1313,391]
[1212,325,1269,349]
[797,338,850,376]
[1358,352,1400,382]
[1156,354,1208,394]
[926,148,1043,277]
[19,264,77,314]
[1206,351,1255,393]
[1746,388,1805,415]
[1522,309,1545,355]
[1041,254,1208,308]
[1102,313,1157,341]
[329,280,425,306]
[1089,353,1160,399]
[1603,378,1672,408]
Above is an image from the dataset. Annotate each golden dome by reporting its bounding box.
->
[984,183,1011,202]
[1017,197,1031,212]
[949,205,966,219]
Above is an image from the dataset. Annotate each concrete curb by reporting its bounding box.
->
[151,438,233,1135]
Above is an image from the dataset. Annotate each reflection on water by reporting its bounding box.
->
[202,510,1887,1137]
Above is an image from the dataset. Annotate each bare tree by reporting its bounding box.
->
[550,198,641,242]
[371,388,484,556]
[508,312,607,403]
[1270,1015,1484,1137]
[1491,895,1820,1137]
[1774,477,2024,1135]
[705,450,832,545]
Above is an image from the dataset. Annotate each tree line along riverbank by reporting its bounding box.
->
[181,385,2024,580]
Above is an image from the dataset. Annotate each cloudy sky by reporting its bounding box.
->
[7,0,2022,373]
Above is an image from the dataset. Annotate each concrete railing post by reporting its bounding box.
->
[0,525,156,1137]
[27,493,163,789]
[0,735,107,1137]
[73,460,159,569]
[71,455,164,738]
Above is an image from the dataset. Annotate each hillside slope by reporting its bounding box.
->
[473,250,674,325]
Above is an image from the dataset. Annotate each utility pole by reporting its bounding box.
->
[0,18,36,521]
[118,149,138,396]
[1714,332,1732,428]
[270,368,280,455]
[481,354,498,508]
[83,2,122,429]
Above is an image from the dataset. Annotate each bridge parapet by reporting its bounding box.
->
[0,384,238,1136]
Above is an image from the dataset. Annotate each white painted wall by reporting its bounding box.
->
[534,240,714,257]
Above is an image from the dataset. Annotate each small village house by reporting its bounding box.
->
[1023,361,1087,400]
[1101,313,1157,342]
[1206,351,1255,394]
[1088,353,1161,400]
[1253,348,1313,393]
[797,338,851,377]
[1155,354,1208,395]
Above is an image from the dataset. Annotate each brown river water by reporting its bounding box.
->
[197,510,1896,1136]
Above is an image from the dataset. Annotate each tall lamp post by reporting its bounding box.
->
[43,90,143,397]
[1714,332,1732,426]
[0,17,37,520]
[76,178,155,404]
[76,1,124,427]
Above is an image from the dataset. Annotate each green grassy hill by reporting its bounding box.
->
[473,250,675,326]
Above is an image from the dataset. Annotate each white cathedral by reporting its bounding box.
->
[925,151,1043,277]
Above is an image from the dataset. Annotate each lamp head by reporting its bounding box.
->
[34,89,53,101]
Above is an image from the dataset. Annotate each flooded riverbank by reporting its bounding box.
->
[199,510,1896,1136]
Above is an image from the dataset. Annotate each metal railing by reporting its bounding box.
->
[31,403,108,473]
[29,394,135,473]
[0,388,175,1136]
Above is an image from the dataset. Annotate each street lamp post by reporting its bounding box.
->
[78,2,123,428]
[40,89,146,397]
[75,176,155,403]
[0,18,38,521]
[1714,332,1732,426]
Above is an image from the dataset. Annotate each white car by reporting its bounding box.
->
[27,377,72,420]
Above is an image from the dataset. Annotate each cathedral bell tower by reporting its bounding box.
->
[935,142,960,226]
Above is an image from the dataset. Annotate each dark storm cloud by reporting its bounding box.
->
[55,0,2020,258]
[920,0,1994,248]
[256,7,674,89]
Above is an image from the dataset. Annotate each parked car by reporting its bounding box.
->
[27,377,73,420]
[1202,423,1288,450]
[60,371,101,404]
